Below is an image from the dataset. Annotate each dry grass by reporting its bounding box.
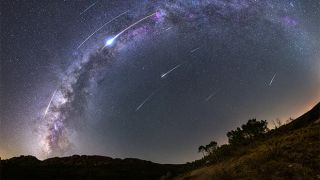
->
[176,124,320,180]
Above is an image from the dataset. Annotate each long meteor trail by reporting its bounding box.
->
[41,89,57,121]
[77,10,129,49]
[105,12,156,46]
[160,64,182,79]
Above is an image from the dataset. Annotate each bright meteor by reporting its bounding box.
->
[105,12,156,47]
[160,64,182,79]
[42,89,57,121]
[77,10,129,49]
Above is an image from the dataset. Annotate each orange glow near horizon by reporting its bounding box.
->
[294,98,320,118]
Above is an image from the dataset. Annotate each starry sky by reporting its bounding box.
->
[0,0,319,164]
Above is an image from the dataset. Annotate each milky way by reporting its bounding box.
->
[1,0,319,163]
[36,0,310,157]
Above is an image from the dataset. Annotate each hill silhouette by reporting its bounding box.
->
[1,102,319,179]
[0,155,183,179]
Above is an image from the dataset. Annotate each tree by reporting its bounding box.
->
[227,127,246,145]
[198,141,218,157]
[198,145,207,157]
[227,119,268,145]
[272,118,282,129]
[241,119,268,138]
[205,141,218,154]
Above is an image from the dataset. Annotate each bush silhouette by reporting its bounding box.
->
[227,119,268,145]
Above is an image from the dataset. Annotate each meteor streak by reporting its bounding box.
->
[269,73,277,86]
[190,47,200,53]
[77,10,129,49]
[160,64,182,78]
[205,92,216,102]
[105,12,156,47]
[165,27,172,31]
[80,1,98,15]
[135,90,157,111]
[42,89,57,121]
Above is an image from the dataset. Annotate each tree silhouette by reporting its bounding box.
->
[198,145,207,157]
[205,141,218,154]
[198,119,269,161]
[227,119,268,145]
[241,119,268,139]
[227,127,246,145]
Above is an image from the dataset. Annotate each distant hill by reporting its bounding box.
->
[176,102,320,179]
[0,155,183,179]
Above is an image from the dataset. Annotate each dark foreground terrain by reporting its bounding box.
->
[0,155,184,179]
[1,102,319,180]
[177,102,320,179]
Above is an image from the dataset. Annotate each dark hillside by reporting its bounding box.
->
[177,102,320,179]
[1,155,183,180]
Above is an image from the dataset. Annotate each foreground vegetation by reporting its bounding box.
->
[178,102,320,179]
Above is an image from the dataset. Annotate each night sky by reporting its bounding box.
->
[1,0,319,164]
